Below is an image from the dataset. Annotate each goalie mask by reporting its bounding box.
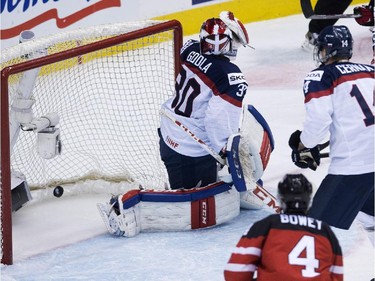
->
[199,18,235,57]
[277,174,312,214]
[314,25,353,65]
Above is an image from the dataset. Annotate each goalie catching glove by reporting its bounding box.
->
[219,11,249,47]
[288,130,321,171]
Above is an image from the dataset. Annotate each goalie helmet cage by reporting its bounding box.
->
[0,20,183,265]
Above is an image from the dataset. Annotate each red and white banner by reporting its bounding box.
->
[0,0,227,50]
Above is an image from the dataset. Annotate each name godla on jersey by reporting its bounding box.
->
[186,50,247,84]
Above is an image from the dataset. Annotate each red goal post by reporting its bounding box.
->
[1,20,182,265]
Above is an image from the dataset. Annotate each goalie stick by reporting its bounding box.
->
[300,0,360,19]
[160,107,281,213]
[160,108,331,213]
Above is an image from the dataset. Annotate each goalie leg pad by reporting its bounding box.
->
[139,182,239,232]
[140,186,240,231]
[97,197,141,237]
[98,182,240,236]
[118,203,141,237]
[97,202,125,236]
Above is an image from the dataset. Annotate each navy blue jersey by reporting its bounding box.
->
[160,40,248,156]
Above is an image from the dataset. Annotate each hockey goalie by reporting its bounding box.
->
[97,104,274,237]
[97,11,274,237]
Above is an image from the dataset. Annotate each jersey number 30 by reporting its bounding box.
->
[288,235,320,278]
[172,68,200,117]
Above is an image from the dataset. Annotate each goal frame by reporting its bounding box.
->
[0,20,183,265]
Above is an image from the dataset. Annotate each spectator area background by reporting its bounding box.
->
[0,0,366,50]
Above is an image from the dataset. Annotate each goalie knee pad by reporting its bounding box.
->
[118,204,141,237]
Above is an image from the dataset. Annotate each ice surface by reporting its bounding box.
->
[1,10,374,281]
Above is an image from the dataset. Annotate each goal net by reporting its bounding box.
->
[0,20,182,265]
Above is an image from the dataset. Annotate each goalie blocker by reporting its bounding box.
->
[97,182,240,237]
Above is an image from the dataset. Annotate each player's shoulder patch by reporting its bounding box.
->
[227,72,247,85]
[305,70,324,81]
[180,39,197,55]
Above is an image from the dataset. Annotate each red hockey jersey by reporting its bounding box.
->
[224,213,343,281]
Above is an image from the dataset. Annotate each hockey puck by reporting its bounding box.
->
[53,186,64,198]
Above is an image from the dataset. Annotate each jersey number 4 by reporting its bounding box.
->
[288,235,320,278]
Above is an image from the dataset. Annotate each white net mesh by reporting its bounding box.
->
[1,20,181,263]
[1,20,177,189]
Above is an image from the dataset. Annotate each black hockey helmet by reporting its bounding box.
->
[277,174,312,214]
[314,25,353,65]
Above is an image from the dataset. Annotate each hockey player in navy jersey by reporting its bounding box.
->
[224,174,343,281]
[97,12,275,238]
[159,13,250,190]
[289,26,374,235]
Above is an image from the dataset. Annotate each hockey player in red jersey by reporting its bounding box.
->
[224,174,343,281]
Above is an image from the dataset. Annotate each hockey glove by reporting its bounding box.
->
[288,130,303,151]
[354,5,374,26]
[291,147,321,171]
[288,130,320,171]
[219,11,249,46]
